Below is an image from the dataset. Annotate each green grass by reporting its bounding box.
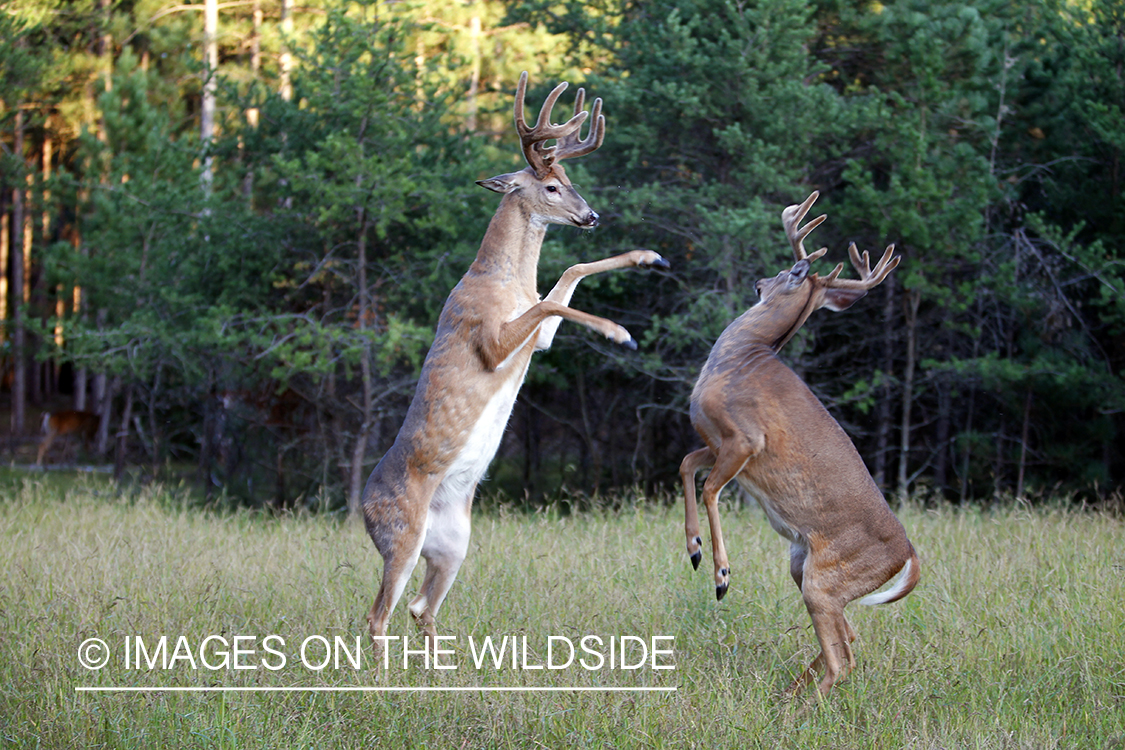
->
[1,477,1123,748]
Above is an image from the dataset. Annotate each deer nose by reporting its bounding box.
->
[584,210,599,227]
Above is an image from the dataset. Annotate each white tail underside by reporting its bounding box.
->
[858,556,915,606]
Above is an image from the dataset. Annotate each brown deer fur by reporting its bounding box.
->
[361,73,667,652]
[681,192,919,697]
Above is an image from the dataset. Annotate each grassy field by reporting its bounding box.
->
[1,474,1122,749]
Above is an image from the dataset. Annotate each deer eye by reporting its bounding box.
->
[546,185,558,193]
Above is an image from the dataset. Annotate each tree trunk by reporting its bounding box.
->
[347,217,374,516]
[29,169,46,407]
[0,205,7,355]
[933,377,951,498]
[11,108,27,435]
[467,16,481,131]
[279,0,293,102]
[1015,385,1033,500]
[896,288,921,501]
[200,0,218,196]
[114,384,135,480]
[993,412,1007,500]
[522,398,541,500]
[874,273,895,489]
[242,0,262,201]
[958,329,981,503]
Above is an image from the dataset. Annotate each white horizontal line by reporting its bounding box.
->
[75,686,677,693]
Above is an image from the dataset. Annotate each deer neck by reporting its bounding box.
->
[470,196,547,292]
[730,294,818,354]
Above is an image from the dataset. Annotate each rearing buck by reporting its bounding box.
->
[680,191,919,697]
[362,73,667,649]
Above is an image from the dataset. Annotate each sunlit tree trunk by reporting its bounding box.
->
[242,0,262,201]
[201,0,218,196]
[11,108,27,435]
[467,16,481,130]
[279,0,293,102]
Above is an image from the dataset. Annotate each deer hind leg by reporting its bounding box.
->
[699,440,754,600]
[408,490,473,643]
[789,542,808,590]
[788,568,859,697]
[679,447,715,570]
[364,486,429,659]
[367,533,425,656]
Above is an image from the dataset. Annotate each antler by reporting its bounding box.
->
[820,242,900,290]
[513,71,604,178]
[782,190,899,290]
[781,191,828,264]
[554,85,604,162]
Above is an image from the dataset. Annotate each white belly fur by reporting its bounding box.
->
[430,360,529,513]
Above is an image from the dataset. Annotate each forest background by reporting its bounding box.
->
[1,0,1123,511]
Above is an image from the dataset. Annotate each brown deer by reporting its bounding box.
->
[680,191,919,697]
[361,73,667,650]
[37,410,101,465]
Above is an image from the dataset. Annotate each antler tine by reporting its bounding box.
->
[513,71,590,177]
[782,191,829,262]
[824,243,900,290]
[555,89,605,162]
[822,262,845,283]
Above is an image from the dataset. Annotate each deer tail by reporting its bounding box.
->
[859,550,920,606]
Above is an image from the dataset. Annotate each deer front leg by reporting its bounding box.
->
[36,434,55,465]
[479,300,640,371]
[679,447,715,570]
[536,249,668,350]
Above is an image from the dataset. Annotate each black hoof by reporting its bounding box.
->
[716,583,728,601]
[621,337,638,351]
[643,257,671,270]
[690,550,702,570]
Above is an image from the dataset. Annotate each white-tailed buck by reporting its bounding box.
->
[37,410,100,465]
[680,191,919,697]
[361,73,667,650]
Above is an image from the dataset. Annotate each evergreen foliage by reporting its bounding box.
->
[2,0,1122,505]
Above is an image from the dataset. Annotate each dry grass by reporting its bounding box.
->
[1,474,1123,748]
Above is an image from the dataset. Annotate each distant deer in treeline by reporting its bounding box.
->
[37,410,101,465]
[680,191,919,697]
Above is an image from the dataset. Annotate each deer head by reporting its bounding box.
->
[476,72,605,229]
[751,191,899,351]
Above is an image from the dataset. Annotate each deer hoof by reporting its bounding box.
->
[643,256,671,270]
[715,566,730,600]
[690,550,702,570]
[621,337,638,351]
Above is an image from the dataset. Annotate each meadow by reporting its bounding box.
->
[0,475,1122,749]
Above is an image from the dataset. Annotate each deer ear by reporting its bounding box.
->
[822,287,868,312]
[476,172,521,194]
